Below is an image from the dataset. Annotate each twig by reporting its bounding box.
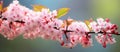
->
[53,27,120,35]
[88,31,120,35]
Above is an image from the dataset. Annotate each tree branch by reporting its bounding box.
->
[88,31,120,35]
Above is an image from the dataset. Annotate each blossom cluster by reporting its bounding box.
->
[0,0,119,48]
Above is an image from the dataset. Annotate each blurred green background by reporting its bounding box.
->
[0,0,120,52]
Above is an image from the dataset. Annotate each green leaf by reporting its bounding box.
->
[56,8,70,18]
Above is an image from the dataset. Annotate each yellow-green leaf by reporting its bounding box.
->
[0,1,3,11]
[84,20,92,31]
[56,8,70,18]
[0,1,7,13]
[32,4,47,12]
[2,7,7,13]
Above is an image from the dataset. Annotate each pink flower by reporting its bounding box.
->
[90,21,101,33]
[79,34,92,47]
[90,18,118,48]
[95,34,116,48]
[67,21,92,48]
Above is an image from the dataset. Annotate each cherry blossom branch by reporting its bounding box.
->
[54,24,120,35]
[0,0,119,48]
[54,27,120,36]
[64,20,69,40]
